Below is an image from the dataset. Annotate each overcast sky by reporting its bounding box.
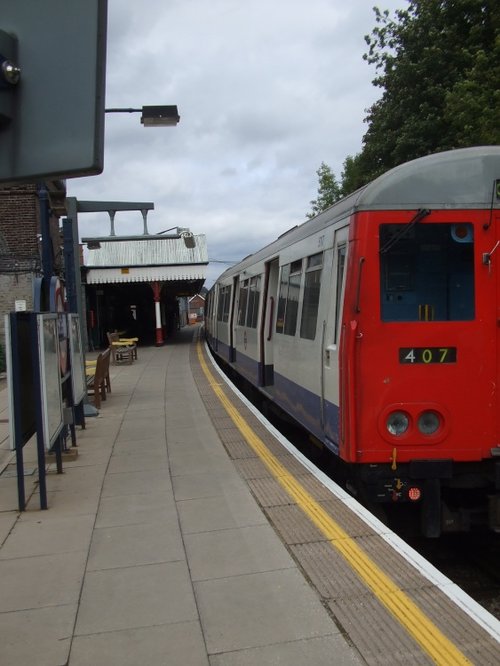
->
[68,0,406,287]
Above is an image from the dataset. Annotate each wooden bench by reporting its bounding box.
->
[107,331,138,364]
[86,348,111,409]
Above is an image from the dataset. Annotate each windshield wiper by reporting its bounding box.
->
[379,208,431,254]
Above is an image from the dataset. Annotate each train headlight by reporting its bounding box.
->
[386,411,410,436]
[418,411,441,435]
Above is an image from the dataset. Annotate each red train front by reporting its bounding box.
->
[340,147,500,536]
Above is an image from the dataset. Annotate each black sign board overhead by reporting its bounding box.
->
[0,1,107,183]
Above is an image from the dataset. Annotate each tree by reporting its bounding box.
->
[307,162,342,219]
[444,39,500,146]
[340,154,366,197]
[342,1,500,190]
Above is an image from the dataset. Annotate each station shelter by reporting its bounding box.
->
[82,233,208,349]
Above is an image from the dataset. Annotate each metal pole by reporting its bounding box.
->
[38,184,53,290]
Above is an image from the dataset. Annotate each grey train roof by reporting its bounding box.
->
[356,145,500,210]
[217,147,500,280]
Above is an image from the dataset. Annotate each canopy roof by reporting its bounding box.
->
[84,235,208,285]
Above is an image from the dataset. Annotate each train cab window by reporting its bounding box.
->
[276,260,303,336]
[300,252,323,340]
[380,223,475,322]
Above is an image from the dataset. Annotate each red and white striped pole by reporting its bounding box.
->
[151,281,164,346]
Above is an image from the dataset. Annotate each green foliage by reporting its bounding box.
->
[307,162,342,219]
[444,39,500,146]
[339,154,367,196]
[332,1,500,194]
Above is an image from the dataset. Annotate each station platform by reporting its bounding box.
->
[0,324,499,665]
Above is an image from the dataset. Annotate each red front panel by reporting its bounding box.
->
[340,209,499,465]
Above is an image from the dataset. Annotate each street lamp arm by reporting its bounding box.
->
[105,108,142,113]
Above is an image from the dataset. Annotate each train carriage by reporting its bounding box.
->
[206,146,500,537]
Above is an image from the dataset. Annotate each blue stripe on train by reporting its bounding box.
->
[228,346,340,454]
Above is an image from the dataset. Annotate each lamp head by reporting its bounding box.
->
[141,105,180,127]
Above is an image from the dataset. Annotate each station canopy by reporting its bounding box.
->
[84,235,208,293]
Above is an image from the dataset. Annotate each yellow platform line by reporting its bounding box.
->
[197,342,471,666]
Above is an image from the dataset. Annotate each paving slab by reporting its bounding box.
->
[185,523,295,581]
[194,568,338,654]
[209,634,364,666]
[0,513,95,559]
[69,621,209,666]
[87,520,184,570]
[107,450,168,474]
[95,490,177,529]
[117,419,166,441]
[44,465,106,493]
[166,420,225,452]
[0,604,76,666]
[169,447,238,476]
[121,406,166,420]
[110,436,165,453]
[101,468,172,498]
[171,467,247,500]
[177,489,268,534]
[75,561,199,636]
[0,550,87,612]
[22,489,101,518]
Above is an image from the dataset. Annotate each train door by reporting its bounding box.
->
[321,227,349,451]
[260,258,279,385]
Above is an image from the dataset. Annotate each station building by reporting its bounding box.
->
[83,232,208,348]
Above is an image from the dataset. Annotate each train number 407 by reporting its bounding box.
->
[399,347,457,364]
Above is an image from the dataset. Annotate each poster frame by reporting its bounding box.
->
[37,313,64,450]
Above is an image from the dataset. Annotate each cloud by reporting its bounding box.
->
[69,0,406,286]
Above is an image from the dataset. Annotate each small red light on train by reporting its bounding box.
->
[408,487,421,501]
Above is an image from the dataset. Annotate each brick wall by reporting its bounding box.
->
[0,184,39,258]
[0,183,65,347]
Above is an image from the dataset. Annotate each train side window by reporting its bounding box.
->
[275,264,290,334]
[300,252,323,340]
[217,285,231,323]
[276,260,302,336]
[223,286,232,322]
[238,279,249,325]
[284,260,302,335]
[379,223,475,321]
[334,244,347,344]
[246,275,261,328]
[217,287,225,321]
